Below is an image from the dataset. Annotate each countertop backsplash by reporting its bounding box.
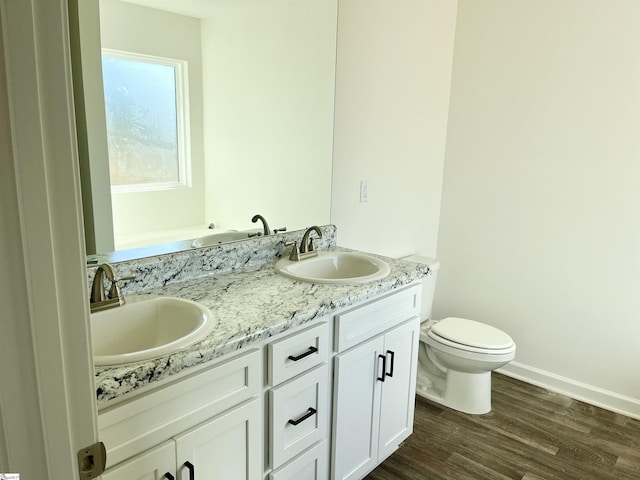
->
[87,224,337,295]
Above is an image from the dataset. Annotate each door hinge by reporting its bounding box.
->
[77,441,106,479]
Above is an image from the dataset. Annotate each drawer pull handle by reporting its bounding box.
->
[386,350,395,378]
[184,461,195,480]
[377,354,387,382]
[163,473,175,480]
[288,407,317,426]
[288,346,318,362]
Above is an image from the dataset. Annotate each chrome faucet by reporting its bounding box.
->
[287,226,323,261]
[89,263,134,313]
[251,214,271,236]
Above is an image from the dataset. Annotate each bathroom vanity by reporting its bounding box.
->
[91,226,428,480]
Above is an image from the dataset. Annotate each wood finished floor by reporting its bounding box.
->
[365,374,640,480]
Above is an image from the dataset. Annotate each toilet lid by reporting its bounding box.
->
[431,317,513,350]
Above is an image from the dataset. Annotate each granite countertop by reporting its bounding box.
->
[95,247,430,406]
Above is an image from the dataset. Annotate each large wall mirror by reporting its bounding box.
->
[73,0,337,259]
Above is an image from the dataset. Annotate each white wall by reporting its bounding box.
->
[331,0,458,259]
[200,1,335,232]
[100,0,206,239]
[436,0,640,416]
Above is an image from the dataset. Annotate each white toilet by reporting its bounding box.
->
[404,256,516,415]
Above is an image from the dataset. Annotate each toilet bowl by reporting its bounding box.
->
[419,317,515,414]
[403,256,516,414]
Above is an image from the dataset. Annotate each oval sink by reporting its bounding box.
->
[275,251,390,284]
[91,296,216,366]
[192,230,260,248]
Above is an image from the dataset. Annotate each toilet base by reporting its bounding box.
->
[417,370,492,415]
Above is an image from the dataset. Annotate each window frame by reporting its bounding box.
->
[101,48,192,193]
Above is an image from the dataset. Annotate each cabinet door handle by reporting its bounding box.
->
[183,461,195,480]
[377,354,387,382]
[288,346,318,362]
[162,473,175,480]
[288,407,317,426]
[386,350,395,378]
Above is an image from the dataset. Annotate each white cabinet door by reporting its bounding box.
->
[331,317,420,480]
[174,397,262,480]
[377,317,419,460]
[102,440,176,480]
[331,336,384,480]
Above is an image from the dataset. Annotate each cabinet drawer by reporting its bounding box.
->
[268,322,329,386]
[268,440,328,480]
[269,364,328,469]
[334,285,420,352]
[99,348,260,468]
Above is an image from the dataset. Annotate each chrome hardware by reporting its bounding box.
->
[89,263,135,313]
[251,214,272,236]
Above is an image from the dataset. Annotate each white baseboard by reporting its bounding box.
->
[497,361,640,421]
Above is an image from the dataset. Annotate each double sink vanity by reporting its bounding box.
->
[90,225,430,480]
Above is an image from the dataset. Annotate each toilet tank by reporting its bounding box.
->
[402,255,440,321]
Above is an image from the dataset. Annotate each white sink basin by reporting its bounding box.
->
[275,251,391,284]
[91,296,216,366]
[192,230,260,247]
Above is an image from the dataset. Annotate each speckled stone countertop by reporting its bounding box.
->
[94,237,430,406]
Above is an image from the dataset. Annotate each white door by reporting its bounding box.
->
[175,398,262,480]
[331,336,384,480]
[102,441,176,480]
[377,318,420,460]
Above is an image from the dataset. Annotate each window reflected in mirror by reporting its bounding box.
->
[102,49,190,192]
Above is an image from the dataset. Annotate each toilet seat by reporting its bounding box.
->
[428,317,515,354]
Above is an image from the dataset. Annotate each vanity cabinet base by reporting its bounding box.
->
[97,284,422,480]
[331,285,421,480]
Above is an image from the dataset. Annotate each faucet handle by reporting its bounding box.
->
[117,274,136,282]
[107,275,135,300]
[108,281,122,301]
[285,241,300,261]
[273,227,287,234]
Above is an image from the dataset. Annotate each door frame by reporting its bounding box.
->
[1,0,98,478]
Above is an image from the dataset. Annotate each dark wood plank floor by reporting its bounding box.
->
[365,374,640,480]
